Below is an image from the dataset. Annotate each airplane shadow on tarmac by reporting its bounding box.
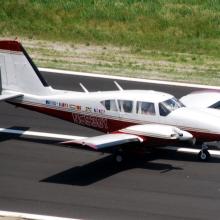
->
[41,148,220,186]
[1,127,220,186]
[41,150,220,186]
[41,154,182,186]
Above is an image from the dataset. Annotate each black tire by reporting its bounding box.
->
[198,150,211,161]
[114,152,124,163]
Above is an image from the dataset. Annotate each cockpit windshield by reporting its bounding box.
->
[159,97,185,116]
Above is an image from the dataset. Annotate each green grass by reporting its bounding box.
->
[1,0,220,56]
[21,39,220,85]
[0,0,220,85]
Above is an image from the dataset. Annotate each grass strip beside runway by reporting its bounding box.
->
[0,1,220,85]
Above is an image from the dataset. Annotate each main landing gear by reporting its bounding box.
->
[114,149,124,163]
[115,153,123,163]
[113,146,147,164]
[198,143,211,161]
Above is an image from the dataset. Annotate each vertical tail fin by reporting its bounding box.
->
[0,40,50,95]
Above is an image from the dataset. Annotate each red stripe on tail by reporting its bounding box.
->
[0,40,22,52]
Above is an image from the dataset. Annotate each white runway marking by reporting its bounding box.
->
[39,67,220,90]
[162,146,220,156]
[0,210,80,220]
[1,127,220,156]
[0,128,86,140]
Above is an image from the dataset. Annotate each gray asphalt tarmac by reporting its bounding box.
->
[0,72,220,220]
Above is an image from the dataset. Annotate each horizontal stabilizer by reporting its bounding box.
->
[62,133,143,152]
[0,91,23,101]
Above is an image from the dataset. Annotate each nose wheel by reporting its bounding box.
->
[198,144,211,161]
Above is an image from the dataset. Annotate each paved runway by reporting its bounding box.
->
[0,71,220,220]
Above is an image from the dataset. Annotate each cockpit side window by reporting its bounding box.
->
[159,102,170,116]
[137,101,155,115]
[159,97,184,116]
[101,100,118,111]
[118,100,133,113]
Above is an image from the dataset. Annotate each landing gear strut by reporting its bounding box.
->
[198,143,211,161]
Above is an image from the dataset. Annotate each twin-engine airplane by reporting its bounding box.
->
[1,40,220,162]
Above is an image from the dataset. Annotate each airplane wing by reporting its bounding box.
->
[62,124,193,152]
[62,133,143,152]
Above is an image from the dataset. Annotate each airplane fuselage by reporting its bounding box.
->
[9,89,220,144]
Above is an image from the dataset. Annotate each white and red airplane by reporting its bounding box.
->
[1,40,220,162]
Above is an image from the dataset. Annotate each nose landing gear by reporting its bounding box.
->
[198,144,211,161]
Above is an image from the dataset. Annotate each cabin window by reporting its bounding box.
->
[137,101,155,115]
[118,100,133,113]
[101,100,117,111]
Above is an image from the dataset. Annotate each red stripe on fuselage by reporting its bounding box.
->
[13,101,129,133]
[12,102,220,143]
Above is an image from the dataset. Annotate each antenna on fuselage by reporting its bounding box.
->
[79,83,89,93]
[114,81,123,91]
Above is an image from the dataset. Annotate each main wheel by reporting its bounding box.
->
[115,154,123,163]
[198,150,211,161]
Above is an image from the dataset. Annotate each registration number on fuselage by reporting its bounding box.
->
[72,113,108,130]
